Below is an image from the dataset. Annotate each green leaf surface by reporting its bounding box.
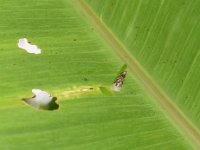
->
[0,0,199,149]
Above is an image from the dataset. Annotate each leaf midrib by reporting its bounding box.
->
[75,0,200,149]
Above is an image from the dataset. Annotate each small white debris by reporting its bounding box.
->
[22,89,58,110]
[18,38,41,54]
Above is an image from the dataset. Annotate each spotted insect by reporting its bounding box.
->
[113,70,127,91]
